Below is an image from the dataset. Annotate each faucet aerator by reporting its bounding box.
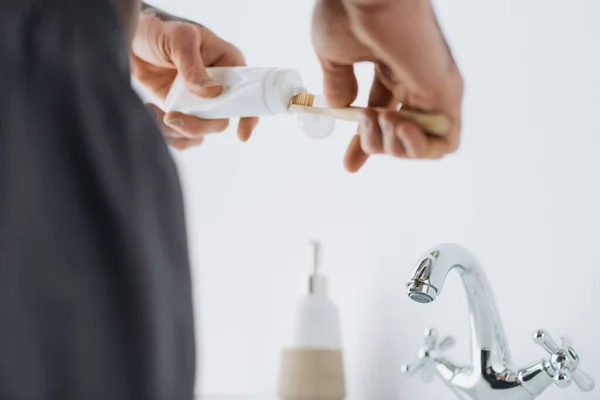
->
[406,281,437,303]
[409,292,434,303]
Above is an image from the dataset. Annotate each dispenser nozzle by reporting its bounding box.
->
[307,241,326,295]
[308,240,320,275]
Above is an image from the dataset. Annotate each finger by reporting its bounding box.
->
[418,110,461,158]
[369,66,397,108]
[378,111,458,159]
[344,71,394,171]
[193,24,247,67]
[344,132,369,173]
[209,39,247,67]
[319,58,358,108]
[377,111,422,158]
[145,103,179,139]
[378,112,406,157]
[397,121,427,159]
[166,24,223,98]
[420,127,460,159]
[195,34,261,143]
[371,72,406,156]
[164,111,229,138]
[203,42,259,143]
[167,137,205,151]
[237,117,259,142]
[358,109,384,155]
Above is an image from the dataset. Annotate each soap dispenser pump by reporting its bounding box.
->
[277,241,346,400]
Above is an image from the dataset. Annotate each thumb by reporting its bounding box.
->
[318,58,358,108]
[166,24,222,98]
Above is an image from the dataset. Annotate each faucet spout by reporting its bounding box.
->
[406,243,512,371]
[403,243,595,399]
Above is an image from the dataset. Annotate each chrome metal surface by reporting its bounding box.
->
[402,243,595,399]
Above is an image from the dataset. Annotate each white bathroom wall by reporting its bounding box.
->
[146,1,600,398]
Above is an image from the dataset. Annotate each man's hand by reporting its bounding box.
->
[312,0,463,172]
[132,10,258,150]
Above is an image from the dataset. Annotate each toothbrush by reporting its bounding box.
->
[289,93,451,136]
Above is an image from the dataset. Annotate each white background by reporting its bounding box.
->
[145,1,600,399]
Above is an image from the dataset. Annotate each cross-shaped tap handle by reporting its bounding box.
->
[533,329,595,392]
[401,328,455,383]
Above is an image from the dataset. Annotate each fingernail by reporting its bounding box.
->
[200,79,219,87]
[405,143,416,158]
[238,130,250,142]
[380,120,393,136]
[358,114,370,133]
[166,119,182,129]
[399,132,416,158]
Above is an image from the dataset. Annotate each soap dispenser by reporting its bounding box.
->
[277,241,346,400]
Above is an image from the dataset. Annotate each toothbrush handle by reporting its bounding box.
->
[288,105,451,136]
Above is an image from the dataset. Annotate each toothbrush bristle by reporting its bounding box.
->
[291,93,316,107]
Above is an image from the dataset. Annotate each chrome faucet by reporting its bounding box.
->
[401,243,595,399]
